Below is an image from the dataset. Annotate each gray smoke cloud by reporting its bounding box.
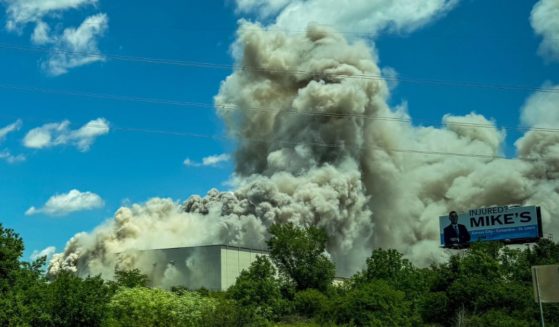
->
[50,22,559,281]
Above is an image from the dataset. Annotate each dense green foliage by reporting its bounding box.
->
[0,256,52,326]
[106,287,214,326]
[293,289,327,318]
[267,223,335,292]
[1,222,558,326]
[48,272,114,326]
[113,268,150,288]
[325,280,414,326]
[0,224,24,290]
[227,255,284,320]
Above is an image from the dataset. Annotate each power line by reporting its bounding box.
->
[98,124,540,162]
[0,43,232,70]
[77,21,559,40]
[1,113,534,162]
[0,106,545,161]
[4,114,540,162]
[1,82,558,135]
[1,42,558,94]
[3,112,522,161]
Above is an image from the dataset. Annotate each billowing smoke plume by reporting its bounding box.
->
[50,22,559,281]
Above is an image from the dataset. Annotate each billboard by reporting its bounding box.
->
[439,205,542,248]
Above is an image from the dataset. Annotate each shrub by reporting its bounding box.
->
[293,289,327,318]
[106,287,214,327]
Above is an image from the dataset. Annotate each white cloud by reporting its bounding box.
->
[183,158,196,166]
[39,14,109,76]
[31,20,50,44]
[0,119,22,140]
[30,246,56,261]
[70,117,110,150]
[203,153,231,166]
[184,153,231,167]
[520,83,559,128]
[236,0,291,18]
[2,0,97,30]
[24,121,68,149]
[2,0,108,75]
[26,189,104,216]
[0,149,25,163]
[381,66,399,90]
[236,0,459,38]
[531,0,559,62]
[0,120,25,164]
[23,118,109,151]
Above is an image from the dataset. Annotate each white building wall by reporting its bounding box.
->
[220,246,268,290]
[125,245,269,291]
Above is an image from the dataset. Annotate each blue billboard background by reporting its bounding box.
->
[440,225,540,245]
[439,206,542,247]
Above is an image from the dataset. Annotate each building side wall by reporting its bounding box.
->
[124,246,222,291]
[120,245,269,291]
[220,246,268,290]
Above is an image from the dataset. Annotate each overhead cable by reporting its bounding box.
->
[1,82,558,134]
[1,42,558,94]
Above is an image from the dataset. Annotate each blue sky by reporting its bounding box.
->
[0,0,557,260]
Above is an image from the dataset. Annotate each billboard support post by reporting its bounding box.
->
[533,267,545,327]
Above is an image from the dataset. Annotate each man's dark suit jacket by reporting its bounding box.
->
[443,224,471,247]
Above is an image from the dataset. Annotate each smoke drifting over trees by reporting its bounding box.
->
[50,22,559,281]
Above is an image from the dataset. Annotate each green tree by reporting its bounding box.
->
[293,289,327,318]
[0,256,53,326]
[200,297,270,327]
[324,280,414,326]
[421,242,551,326]
[0,225,54,326]
[354,248,427,323]
[360,248,413,281]
[267,223,335,292]
[114,268,149,288]
[464,310,534,327]
[227,255,283,321]
[47,271,114,327]
[356,248,428,293]
[526,238,559,266]
[0,224,24,290]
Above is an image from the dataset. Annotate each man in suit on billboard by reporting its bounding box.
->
[444,210,471,248]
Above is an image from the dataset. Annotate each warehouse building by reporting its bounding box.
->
[118,245,269,291]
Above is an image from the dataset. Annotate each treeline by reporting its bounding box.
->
[1,222,558,326]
